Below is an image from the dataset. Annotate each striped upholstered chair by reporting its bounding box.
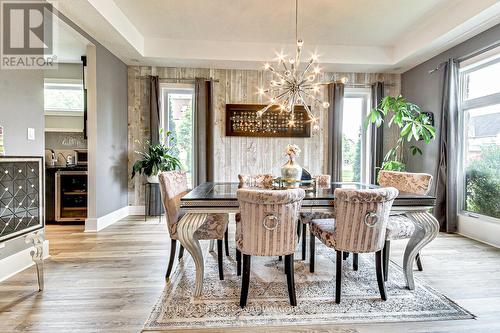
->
[236,188,305,308]
[159,171,229,281]
[309,187,398,303]
[378,170,433,280]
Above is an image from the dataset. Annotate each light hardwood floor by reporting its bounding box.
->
[1,215,500,333]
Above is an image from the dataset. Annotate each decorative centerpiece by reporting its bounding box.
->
[281,144,303,183]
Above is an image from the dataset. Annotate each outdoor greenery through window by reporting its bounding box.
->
[342,91,370,183]
[460,51,500,219]
[161,86,195,186]
[44,80,84,114]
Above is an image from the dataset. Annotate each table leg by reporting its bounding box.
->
[403,211,439,290]
[25,232,44,291]
[176,213,208,297]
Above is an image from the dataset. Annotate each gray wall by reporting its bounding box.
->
[44,63,82,80]
[402,23,500,185]
[95,46,128,217]
[0,70,44,259]
[53,10,129,218]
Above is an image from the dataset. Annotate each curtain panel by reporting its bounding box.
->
[434,59,459,232]
[149,76,161,145]
[370,81,384,184]
[327,83,345,182]
[194,78,215,186]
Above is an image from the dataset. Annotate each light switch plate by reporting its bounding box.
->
[27,128,35,141]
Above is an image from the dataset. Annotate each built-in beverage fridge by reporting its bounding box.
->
[55,170,87,222]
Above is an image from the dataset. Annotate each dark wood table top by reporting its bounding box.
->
[181,182,436,208]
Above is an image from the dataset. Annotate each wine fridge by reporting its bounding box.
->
[55,170,87,222]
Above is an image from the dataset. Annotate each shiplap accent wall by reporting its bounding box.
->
[128,66,400,206]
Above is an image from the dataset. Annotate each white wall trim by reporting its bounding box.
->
[85,205,147,232]
[0,240,50,283]
[458,214,500,249]
[85,205,129,232]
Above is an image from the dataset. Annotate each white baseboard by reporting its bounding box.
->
[85,205,146,232]
[458,214,500,249]
[85,206,130,232]
[0,240,50,283]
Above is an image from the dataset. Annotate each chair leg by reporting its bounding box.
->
[383,240,390,281]
[217,239,224,280]
[278,256,282,261]
[165,239,177,282]
[309,230,315,273]
[178,245,184,261]
[343,252,350,260]
[335,250,342,304]
[416,252,423,271]
[297,220,302,238]
[236,249,241,276]
[353,253,358,271]
[285,254,297,306]
[375,250,387,301]
[240,254,251,308]
[301,222,307,260]
[224,228,230,256]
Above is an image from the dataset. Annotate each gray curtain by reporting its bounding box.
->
[434,59,459,232]
[194,78,214,186]
[370,82,384,184]
[149,76,160,145]
[327,83,344,182]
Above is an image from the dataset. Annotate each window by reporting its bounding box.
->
[160,84,195,186]
[459,50,500,220]
[44,79,84,115]
[342,89,371,183]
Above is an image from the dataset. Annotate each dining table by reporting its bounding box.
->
[178,182,439,297]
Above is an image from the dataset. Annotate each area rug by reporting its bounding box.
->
[143,239,474,331]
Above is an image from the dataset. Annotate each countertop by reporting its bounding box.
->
[45,165,88,171]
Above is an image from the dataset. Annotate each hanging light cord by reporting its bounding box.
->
[295,0,299,42]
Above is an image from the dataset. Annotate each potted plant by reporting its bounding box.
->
[131,130,181,183]
[365,95,436,171]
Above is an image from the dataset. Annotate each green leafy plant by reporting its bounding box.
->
[365,95,436,171]
[131,130,181,179]
[465,145,500,218]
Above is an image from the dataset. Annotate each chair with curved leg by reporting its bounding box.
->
[236,188,305,308]
[158,171,229,282]
[309,187,398,303]
[378,170,433,281]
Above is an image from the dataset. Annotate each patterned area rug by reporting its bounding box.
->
[143,239,474,331]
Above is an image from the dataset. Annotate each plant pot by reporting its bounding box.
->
[147,174,159,183]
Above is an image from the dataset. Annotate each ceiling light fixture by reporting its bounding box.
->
[257,0,329,130]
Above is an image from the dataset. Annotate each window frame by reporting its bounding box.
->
[458,54,500,223]
[343,88,372,184]
[159,82,196,187]
[44,78,85,116]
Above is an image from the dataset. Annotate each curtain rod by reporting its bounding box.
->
[137,76,219,83]
[428,41,500,74]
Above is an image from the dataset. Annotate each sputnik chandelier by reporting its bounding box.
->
[257,0,329,129]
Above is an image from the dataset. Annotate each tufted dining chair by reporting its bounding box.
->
[236,188,305,308]
[158,171,229,282]
[309,187,398,303]
[378,170,433,281]
[298,174,335,260]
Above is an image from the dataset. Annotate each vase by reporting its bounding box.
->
[147,174,159,183]
[281,157,302,182]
